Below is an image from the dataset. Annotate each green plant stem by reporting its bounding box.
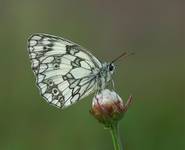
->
[109,123,123,150]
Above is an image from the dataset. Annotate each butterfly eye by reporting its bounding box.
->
[109,64,114,71]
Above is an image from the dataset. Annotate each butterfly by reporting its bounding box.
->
[28,33,130,109]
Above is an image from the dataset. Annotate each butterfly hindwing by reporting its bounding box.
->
[28,33,101,108]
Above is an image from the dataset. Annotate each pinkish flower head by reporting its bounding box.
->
[90,89,132,127]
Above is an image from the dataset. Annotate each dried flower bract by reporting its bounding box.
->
[90,89,132,127]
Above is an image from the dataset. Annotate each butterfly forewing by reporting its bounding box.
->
[28,33,101,108]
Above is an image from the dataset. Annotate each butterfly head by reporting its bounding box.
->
[108,63,115,74]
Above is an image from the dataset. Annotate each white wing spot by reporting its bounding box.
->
[80,61,91,69]
[29,40,37,46]
[71,94,80,103]
[29,47,34,52]
[44,93,52,102]
[58,81,69,91]
[32,46,44,52]
[56,102,61,107]
[32,59,39,68]
[32,35,42,40]
[29,52,36,58]
[70,68,91,78]
[52,99,58,105]
[42,40,50,45]
[37,74,45,83]
[42,56,54,63]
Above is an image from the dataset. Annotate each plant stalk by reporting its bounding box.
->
[109,123,123,150]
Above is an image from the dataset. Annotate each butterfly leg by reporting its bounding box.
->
[111,79,115,90]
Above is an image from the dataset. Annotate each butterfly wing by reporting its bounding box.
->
[28,33,102,109]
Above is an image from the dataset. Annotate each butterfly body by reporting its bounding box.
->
[95,62,115,90]
[28,34,115,109]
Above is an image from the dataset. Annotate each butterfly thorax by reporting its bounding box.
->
[94,62,115,90]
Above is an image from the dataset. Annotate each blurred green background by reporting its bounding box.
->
[0,0,184,150]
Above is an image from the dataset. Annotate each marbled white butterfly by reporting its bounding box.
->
[28,33,129,109]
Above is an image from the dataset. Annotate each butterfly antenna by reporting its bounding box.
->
[111,51,134,63]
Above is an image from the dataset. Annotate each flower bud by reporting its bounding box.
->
[90,89,132,127]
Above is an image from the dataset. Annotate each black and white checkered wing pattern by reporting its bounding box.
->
[28,33,102,109]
